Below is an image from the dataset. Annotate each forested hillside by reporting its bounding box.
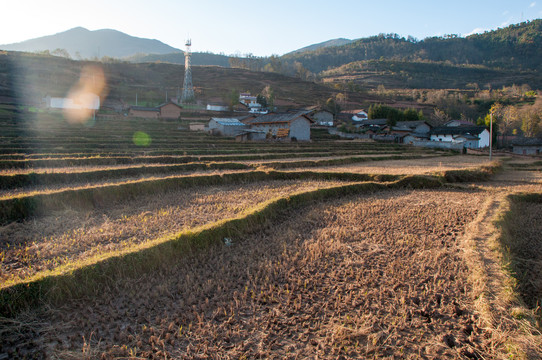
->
[281,20,542,73]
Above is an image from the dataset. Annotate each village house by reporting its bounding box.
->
[309,109,334,126]
[341,109,368,122]
[129,106,160,118]
[351,110,369,122]
[129,101,182,119]
[403,132,430,145]
[354,119,388,133]
[208,118,248,136]
[239,93,258,107]
[444,119,476,127]
[235,129,267,142]
[158,102,183,119]
[243,112,314,141]
[238,92,267,113]
[43,93,100,111]
[511,137,542,155]
[206,103,229,112]
[392,121,432,134]
[429,126,490,149]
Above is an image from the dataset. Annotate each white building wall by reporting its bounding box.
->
[478,130,490,148]
[47,94,100,110]
[430,134,454,142]
[206,104,228,111]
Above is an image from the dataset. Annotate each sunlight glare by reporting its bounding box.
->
[63,65,107,124]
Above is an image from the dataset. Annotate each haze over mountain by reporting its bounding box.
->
[0,27,182,59]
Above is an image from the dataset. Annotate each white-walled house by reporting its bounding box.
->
[429,126,490,148]
[239,93,258,107]
[206,103,229,111]
[44,94,100,110]
[244,112,314,141]
[352,110,368,122]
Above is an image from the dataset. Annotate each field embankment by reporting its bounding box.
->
[498,193,542,328]
[1,111,541,359]
[0,186,507,359]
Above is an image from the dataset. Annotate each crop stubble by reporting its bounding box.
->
[0,180,347,285]
[3,188,500,359]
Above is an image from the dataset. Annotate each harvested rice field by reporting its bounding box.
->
[1,115,541,359]
[307,155,494,175]
[0,179,352,285]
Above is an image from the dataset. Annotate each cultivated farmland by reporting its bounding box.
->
[0,113,541,359]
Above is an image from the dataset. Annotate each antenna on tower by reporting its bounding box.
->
[181,38,195,104]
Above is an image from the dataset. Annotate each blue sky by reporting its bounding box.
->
[2,0,541,56]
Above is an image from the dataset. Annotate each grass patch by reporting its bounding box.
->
[497,192,542,330]
[435,161,501,182]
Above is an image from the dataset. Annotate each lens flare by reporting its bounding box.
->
[63,65,107,124]
[133,131,152,146]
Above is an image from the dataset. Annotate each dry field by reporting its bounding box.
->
[0,179,349,286]
[309,155,494,175]
[1,115,542,360]
[0,188,523,359]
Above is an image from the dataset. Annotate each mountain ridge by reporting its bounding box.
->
[286,38,354,55]
[281,19,542,73]
[0,27,182,59]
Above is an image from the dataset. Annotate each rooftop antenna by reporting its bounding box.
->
[181,38,195,104]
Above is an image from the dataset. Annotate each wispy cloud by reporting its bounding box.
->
[466,27,487,36]
[502,10,510,15]
[529,2,536,7]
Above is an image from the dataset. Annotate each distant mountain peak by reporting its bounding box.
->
[0,27,182,59]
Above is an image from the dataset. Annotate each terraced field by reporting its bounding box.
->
[0,113,541,359]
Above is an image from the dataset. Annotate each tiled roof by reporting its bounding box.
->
[445,120,476,126]
[511,137,542,146]
[245,112,313,125]
[359,119,387,126]
[211,118,246,126]
[430,126,487,136]
[395,121,431,129]
[130,106,159,112]
[158,101,182,109]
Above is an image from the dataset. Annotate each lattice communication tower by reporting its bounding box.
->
[181,39,195,103]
